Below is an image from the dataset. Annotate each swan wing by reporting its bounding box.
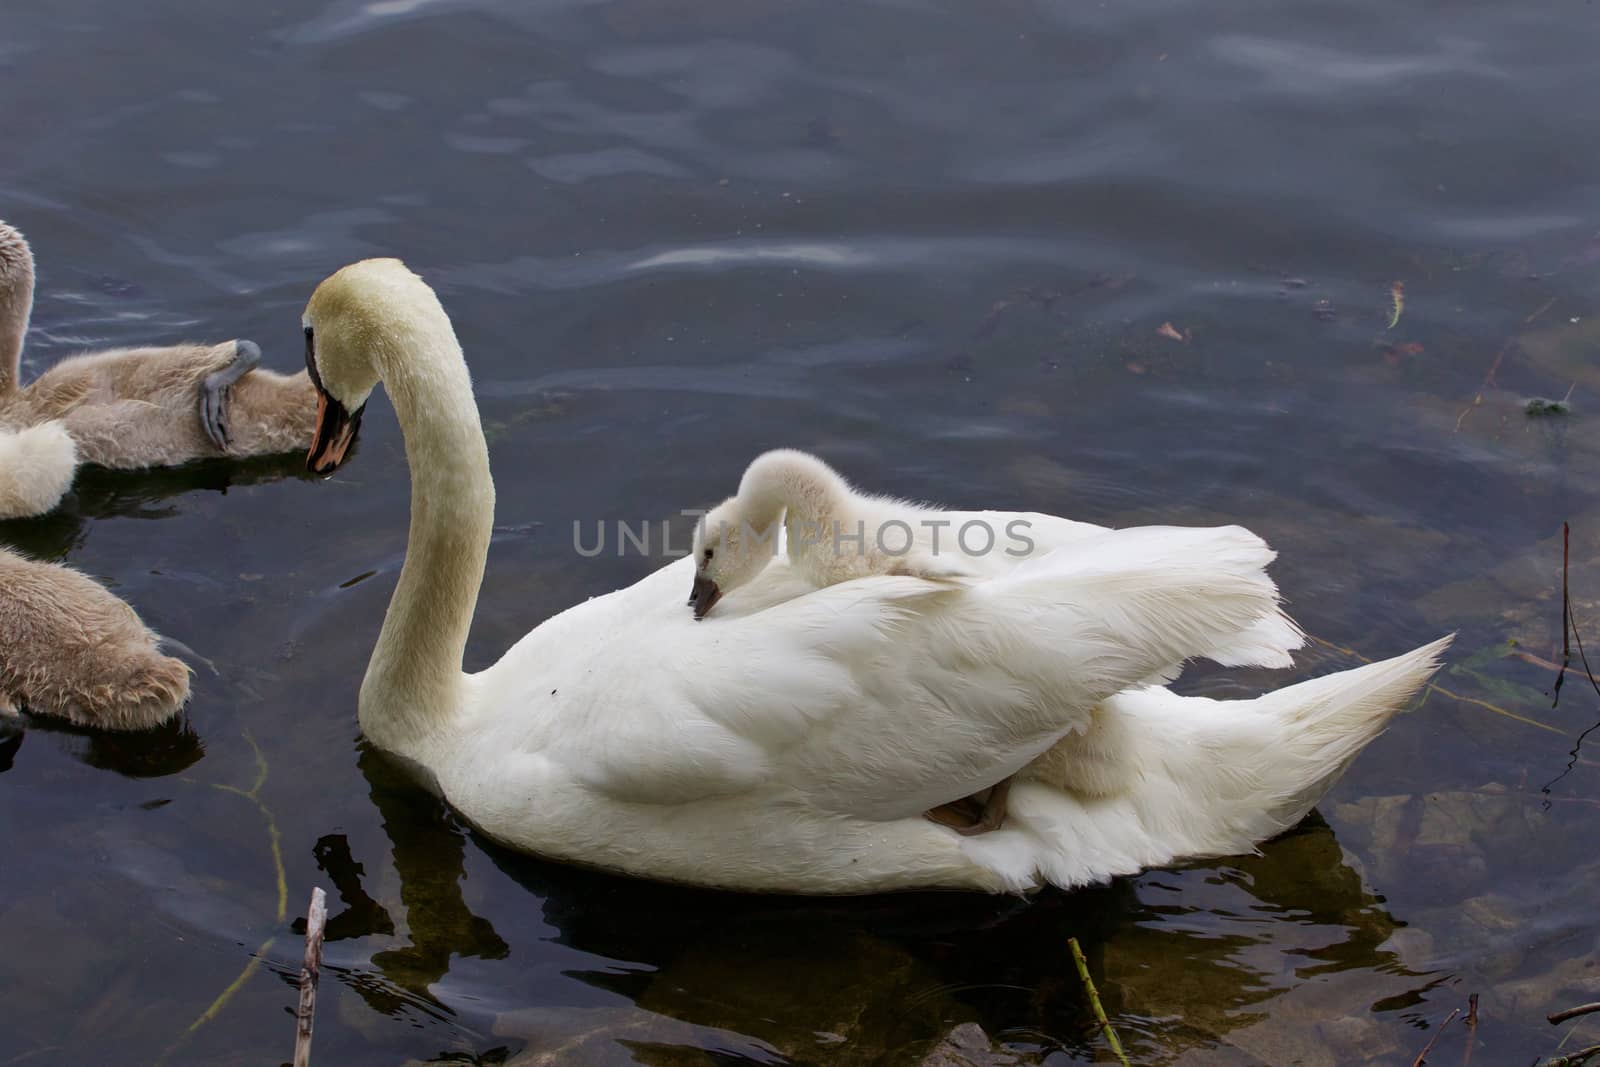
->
[935,510,1301,672]
[480,523,1294,822]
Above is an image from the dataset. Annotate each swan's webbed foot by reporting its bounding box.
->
[924,776,1012,836]
[200,339,261,451]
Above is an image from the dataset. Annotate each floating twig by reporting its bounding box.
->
[1411,1007,1461,1067]
[293,887,328,1067]
[1540,1044,1600,1067]
[1067,937,1131,1067]
[1550,1003,1600,1026]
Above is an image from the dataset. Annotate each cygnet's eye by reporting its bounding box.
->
[703,548,714,561]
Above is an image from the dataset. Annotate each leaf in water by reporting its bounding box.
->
[1156,322,1187,342]
[1387,281,1405,329]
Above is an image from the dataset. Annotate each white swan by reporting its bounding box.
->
[301,257,1451,895]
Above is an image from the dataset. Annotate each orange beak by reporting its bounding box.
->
[306,388,364,474]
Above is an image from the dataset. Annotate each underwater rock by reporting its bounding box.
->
[918,1022,1028,1067]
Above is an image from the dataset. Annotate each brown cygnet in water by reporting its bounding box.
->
[0,547,190,730]
[0,217,315,496]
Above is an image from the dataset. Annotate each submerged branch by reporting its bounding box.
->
[1455,342,1511,432]
[1462,993,1479,1067]
[1068,937,1131,1067]
[158,729,289,1065]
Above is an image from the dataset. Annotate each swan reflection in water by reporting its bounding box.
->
[317,752,1432,1066]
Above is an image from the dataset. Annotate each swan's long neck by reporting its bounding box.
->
[0,223,34,396]
[358,326,494,753]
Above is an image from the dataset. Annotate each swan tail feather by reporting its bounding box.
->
[963,634,1452,891]
[1236,632,1454,829]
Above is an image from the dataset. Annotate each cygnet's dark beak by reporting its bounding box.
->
[690,574,722,619]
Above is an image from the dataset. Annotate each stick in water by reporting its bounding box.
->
[1067,936,1131,1067]
[293,887,328,1067]
[1411,1007,1461,1067]
[1550,1003,1600,1026]
[1541,1046,1600,1067]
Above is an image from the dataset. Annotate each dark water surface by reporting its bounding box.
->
[3,1,1598,1063]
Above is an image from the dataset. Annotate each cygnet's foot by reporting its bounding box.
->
[200,339,262,451]
[924,776,1012,835]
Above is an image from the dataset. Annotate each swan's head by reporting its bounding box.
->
[302,257,449,474]
[688,495,782,619]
